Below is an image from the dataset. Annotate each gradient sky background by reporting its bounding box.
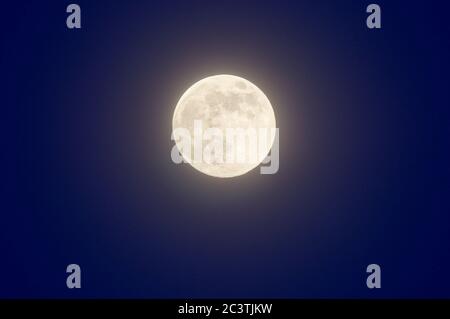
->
[1,0,450,298]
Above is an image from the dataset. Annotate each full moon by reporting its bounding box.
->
[172,74,276,178]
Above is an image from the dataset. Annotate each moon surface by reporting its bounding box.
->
[172,74,276,178]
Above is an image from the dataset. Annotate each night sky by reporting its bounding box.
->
[1,1,450,298]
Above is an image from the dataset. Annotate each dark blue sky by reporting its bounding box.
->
[1,1,450,298]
